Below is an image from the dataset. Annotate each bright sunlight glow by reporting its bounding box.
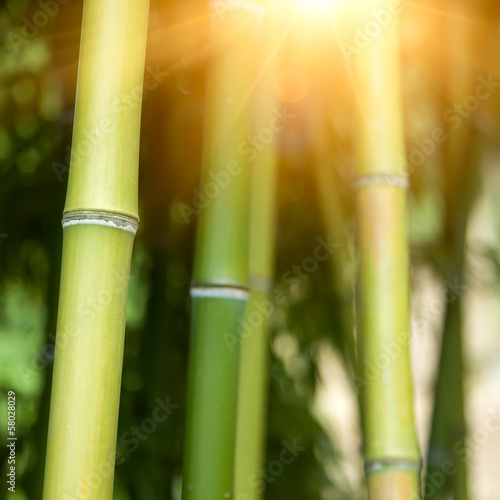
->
[299,0,343,16]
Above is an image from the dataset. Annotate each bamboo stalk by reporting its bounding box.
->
[181,4,262,500]
[424,1,478,497]
[425,295,467,500]
[424,127,475,500]
[425,148,476,500]
[42,1,150,499]
[234,11,280,499]
[353,0,420,497]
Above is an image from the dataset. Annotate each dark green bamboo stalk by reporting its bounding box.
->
[425,152,477,500]
[424,1,480,497]
[425,292,467,500]
[425,6,478,498]
[234,11,280,499]
[42,1,150,499]
[424,121,475,500]
[353,0,420,497]
[182,4,262,500]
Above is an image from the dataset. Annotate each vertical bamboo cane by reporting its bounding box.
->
[425,295,468,500]
[182,4,262,500]
[234,11,280,499]
[42,1,150,499]
[424,118,474,500]
[353,0,420,497]
[425,2,478,497]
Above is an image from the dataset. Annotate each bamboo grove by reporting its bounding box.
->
[2,0,497,498]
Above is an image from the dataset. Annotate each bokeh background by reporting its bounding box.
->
[1,0,500,498]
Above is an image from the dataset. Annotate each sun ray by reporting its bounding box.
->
[325,6,368,125]
[164,11,213,30]
[401,1,487,26]
[234,1,305,119]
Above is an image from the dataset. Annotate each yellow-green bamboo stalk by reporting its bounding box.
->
[42,1,150,499]
[182,4,262,500]
[353,0,420,497]
[234,9,280,499]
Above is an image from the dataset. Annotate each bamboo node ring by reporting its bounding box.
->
[190,285,250,301]
[364,458,422,475]
[351,174,409,190]
[62,211,139,235]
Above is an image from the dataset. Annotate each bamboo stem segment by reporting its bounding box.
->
[182,4,262,500]
[353,0,420,497]
[42,1,150,499]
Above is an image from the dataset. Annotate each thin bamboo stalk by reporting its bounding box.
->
[234,11,280,499]
[42,1,150,499]
[425,295,467,500]
[425,157,477,500]
[424,2,478,500]
[424,138,475,500]
[425,1,478,497]
[181,4,262,500]
[353,0,420,496]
